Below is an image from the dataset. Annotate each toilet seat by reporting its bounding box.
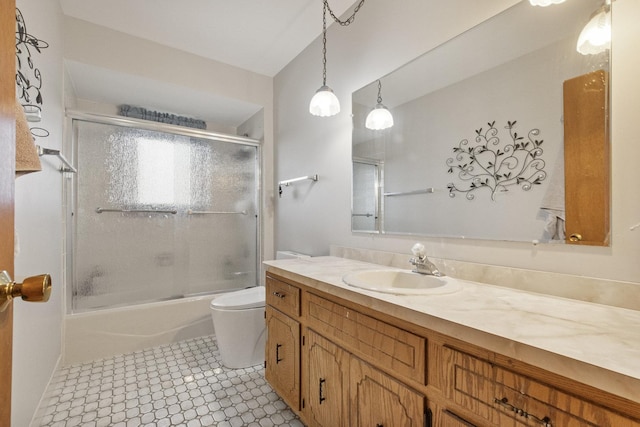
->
[210,286,265,310]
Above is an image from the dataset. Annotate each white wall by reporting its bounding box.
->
[274,0,640,284]
[13,2,65,426]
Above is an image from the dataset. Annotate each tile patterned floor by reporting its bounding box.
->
[33,335,304,427]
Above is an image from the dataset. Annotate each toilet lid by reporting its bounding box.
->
[210,286,265,310]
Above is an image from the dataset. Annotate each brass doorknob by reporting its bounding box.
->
[569,233,583,242]
[0,271,52,312]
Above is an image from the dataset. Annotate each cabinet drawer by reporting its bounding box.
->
[266,275,301,318]
[306,293,425,382]
[443,346,640,427]
[440,409,479,427]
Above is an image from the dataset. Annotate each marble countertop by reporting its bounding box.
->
[264,256,640,403]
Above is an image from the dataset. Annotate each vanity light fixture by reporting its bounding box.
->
[577,1,612,55]
[528,0,566,6]
[365,80,394,130]
[309,0,366,117]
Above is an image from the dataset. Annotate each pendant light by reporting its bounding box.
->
[577,1,612,55]
[309,2,340,117]
[365,80,394,130]
[528,0,566,6]
[309,0,367,117]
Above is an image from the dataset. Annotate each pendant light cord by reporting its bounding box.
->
[324,0,366,26]
[321,2,328,86]
[320,0,366,86]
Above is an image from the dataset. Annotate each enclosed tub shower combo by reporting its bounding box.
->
[64,113,262,362]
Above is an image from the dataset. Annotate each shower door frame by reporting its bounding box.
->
[64,111,263,313]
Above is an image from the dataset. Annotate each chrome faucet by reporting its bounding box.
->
[409,243,441,276]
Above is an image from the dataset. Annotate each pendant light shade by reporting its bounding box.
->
[309,85,340,117]
[365,80,393,130]
[365,105,394,130]
[528,0,566,6]
[577,4,611,55]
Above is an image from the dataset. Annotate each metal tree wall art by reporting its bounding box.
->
[446,120,546,200]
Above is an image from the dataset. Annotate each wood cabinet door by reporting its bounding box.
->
[305,329,350,427]
[350,355,425,427]
[265,306,300,410]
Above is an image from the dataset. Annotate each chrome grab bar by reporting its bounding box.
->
[95,207,177,214]
[187,209,247,215]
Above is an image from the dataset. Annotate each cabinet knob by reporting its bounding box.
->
[569,233,582,242]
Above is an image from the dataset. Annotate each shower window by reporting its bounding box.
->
[71,118,260,313]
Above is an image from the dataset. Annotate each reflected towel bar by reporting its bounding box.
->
[383,188,435,197]
[37,145,77,173]
[352,213,375,217]
[187,210,248,215]
[96,207,178,214]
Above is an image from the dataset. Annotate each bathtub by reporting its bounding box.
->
[63,295,217,365]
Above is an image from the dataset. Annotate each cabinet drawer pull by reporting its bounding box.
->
[276,343,283,364]
[494,397,552,426]
[376,424,383,427]
[272,291,286,299]
[319,378,326,404]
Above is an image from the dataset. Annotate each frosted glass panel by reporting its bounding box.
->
[73,120,258,312]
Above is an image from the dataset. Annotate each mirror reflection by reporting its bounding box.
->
[351,0,610,245]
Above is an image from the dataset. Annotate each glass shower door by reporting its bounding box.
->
[72,119,259,313]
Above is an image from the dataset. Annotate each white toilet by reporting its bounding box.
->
[210,250,309,369]
[210,286,266,368]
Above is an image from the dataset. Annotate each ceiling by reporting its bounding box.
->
[59,0,357,128]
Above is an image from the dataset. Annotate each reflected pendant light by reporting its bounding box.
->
[577,2,612,55]
[365,80,394,130]
[528,0,566,6]
[309,2,340,117]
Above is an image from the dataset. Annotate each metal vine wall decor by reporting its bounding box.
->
[16,7,50,137]
[446,120,546,201]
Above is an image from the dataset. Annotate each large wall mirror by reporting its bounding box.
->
[351,0,610,246]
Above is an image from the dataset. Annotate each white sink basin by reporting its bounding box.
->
[342,269,461,295]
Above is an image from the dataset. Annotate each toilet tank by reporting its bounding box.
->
[275,251,310,260]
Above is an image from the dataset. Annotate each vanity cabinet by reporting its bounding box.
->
[265,272,640,427]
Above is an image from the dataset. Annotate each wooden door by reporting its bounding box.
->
[305,329,349,427]
[265,306,300,410]
[350,356,425,427]
[563,70,610,246]
[0,0,16,425]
